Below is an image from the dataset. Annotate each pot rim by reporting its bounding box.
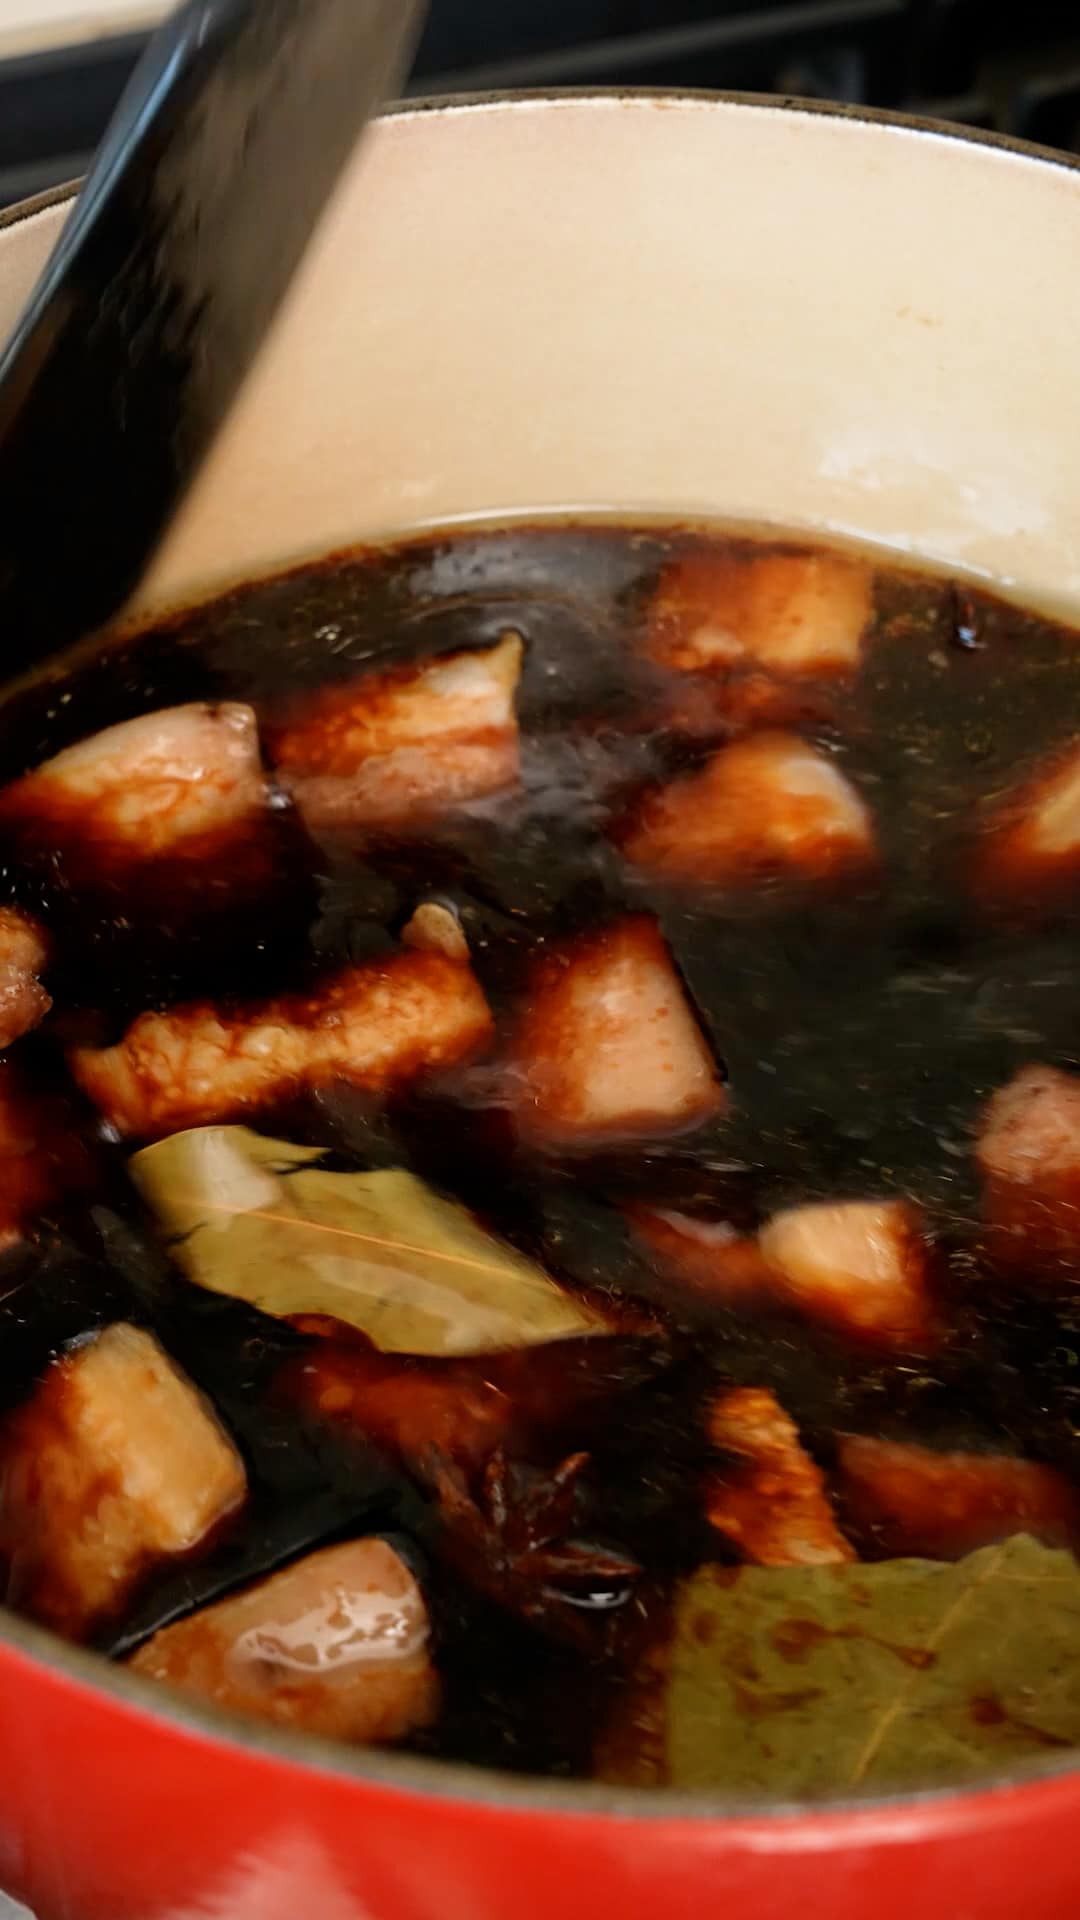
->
[4,82,1080,1829]
[4,77,1080,241]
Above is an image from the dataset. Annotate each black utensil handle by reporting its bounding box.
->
[0,0,423,680]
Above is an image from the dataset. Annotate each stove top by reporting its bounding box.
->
[0,0,1078,209]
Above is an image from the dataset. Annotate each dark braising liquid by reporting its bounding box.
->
[4,522,1080,1784]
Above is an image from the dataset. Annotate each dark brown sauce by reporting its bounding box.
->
[3,521,1080,1781]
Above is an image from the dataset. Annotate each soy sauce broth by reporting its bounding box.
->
[3,521,1080,1787]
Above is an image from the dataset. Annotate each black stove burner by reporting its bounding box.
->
[0,1,1078,208]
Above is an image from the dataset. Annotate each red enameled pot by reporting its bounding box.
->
[2,90,1080,1920]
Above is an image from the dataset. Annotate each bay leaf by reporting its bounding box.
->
[131,1126,607,1357]
[597,1534,1080,1795]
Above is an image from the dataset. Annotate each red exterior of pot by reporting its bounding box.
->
[0,1636,1078,1920]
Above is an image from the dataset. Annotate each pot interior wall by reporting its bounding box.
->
[3,95,1080,627]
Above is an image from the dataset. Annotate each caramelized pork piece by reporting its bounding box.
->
[0,1324,245,1638]
[70,949,494,1140]
[647,548,872,733]
[706,1387,854,1566]
[651,550,873,677]
[759,1199,936,1350]
[0,703,273,888]
[621,733,875,887]
[836,1433,1080,1559]
[286,1337,654,1476]
[129,1538,438,1743]
[0,908,49,1049]
[0,1059,95,1248]
[977,1064,1080,1269]
[972,741,1080,907]
[514,915,723,1146]
[294,1345,520,1473]
[267,633,523,830]
[626,1205,771,1308]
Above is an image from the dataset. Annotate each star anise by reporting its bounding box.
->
[424,1446,640,1645]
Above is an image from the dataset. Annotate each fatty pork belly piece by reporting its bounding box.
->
[626,1205,771,1310]
[836,1433,1079,1559]
[621,732,875,887]
[283,1339,660,1639]
[513,914,724,1147]
[0,1323,245,1638]
[266,633,523,832]
[70,948,494,1141]
[0,703,274,896]
[647,547,873,732]
[706,1387,854,1567]
[129,1538,438,1744]
[294,1347,523,1476]
[972,740,1080,908]
[977,1064,1080,1269]
[0,908,50,1049]
[759,1199,936,1351]
[286,1338,652,1480]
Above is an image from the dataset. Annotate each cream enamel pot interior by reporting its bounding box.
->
[2,90,1080,1920]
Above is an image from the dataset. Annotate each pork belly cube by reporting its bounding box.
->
[973,742,1080,906]
[621,733,875,887]
[291,1346,519,1474]
[977,1064,1080,1268]
[0,1323,245,1637]
[284,1337,649,1482]
[267,633,523,830]
[0,908,49,1049]
[706,1387,854,1566]
[0,703,272,881]
[650,549,872,677]
[70,949,494,1140]
[514,915,724,1146]
[759,1198,936,1350]
[836,1433,1079,1559]
[626,1205,771,1308]
[129,1538,438,1744]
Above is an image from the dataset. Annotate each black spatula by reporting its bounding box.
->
[0,0,423,682]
